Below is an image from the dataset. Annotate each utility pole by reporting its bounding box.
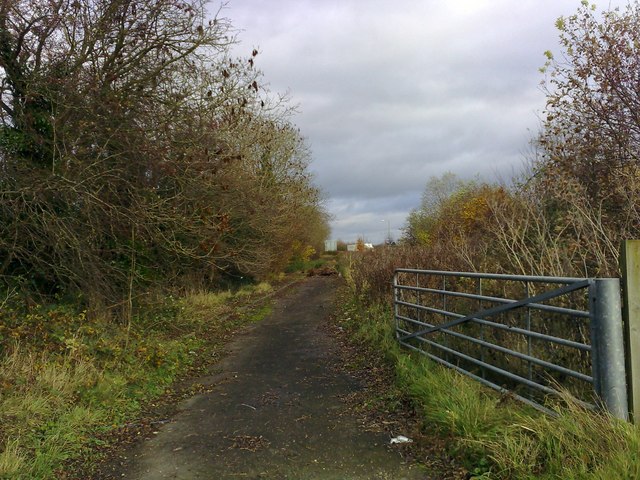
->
[381,219,391,245]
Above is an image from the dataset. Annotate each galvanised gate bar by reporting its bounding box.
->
[393,269,628,419]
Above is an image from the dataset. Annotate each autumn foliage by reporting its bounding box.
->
[0,0,329,310]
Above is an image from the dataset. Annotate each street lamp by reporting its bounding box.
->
[381,219,391,245]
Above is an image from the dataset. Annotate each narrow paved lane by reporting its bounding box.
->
[99,276,424,479]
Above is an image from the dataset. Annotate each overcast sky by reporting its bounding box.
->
[218,0,625,244]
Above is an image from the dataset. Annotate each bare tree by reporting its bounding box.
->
[0,0,329,310]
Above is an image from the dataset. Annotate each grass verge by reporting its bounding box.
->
[337,289,640,479]
[0,281,277,479]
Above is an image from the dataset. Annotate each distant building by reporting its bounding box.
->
[346,243,373,252]
[324,240,338,252]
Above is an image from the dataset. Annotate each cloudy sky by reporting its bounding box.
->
[218,0,624,244]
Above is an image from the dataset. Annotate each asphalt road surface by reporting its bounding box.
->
[97,276,426,480]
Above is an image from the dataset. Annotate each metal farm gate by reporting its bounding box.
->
[393,269,628,419]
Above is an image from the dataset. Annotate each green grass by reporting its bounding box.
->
[248,304,272,323]
[285,256,328,273]
[0,283,276,479]
[338,290,640,479]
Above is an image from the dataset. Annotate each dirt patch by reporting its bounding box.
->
[306,265,339,277]
[90,277,461,479]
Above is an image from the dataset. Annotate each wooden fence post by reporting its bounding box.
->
[620,240,640,422]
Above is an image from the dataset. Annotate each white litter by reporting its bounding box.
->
[390,435,413,444]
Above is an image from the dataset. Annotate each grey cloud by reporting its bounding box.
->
[222,0,627,243]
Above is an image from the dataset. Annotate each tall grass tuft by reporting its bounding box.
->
[486,392,640,479]
[0,350,106,478]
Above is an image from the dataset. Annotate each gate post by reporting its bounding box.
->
[592,278,629,420]
[393,270,400,340]
[620,240,640,422]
